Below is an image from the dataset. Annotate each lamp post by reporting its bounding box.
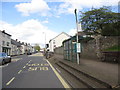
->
[43,32,46,51]
[74,9,80,64]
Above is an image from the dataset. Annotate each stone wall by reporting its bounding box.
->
[81,39,98,59]
[54,36,119,60]
[81,36,119,60]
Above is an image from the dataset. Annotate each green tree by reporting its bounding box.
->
[34,44,40,51]
[80,6,119,36]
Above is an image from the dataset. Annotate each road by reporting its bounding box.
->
[1,53,70,89]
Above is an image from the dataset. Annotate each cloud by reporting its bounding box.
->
[57,0,119,14]
[0,19,58,47]
[15,0,50,16]
[42,20,49,24]
[14,0,119,17]
[68,28,77,36]
[68,23,83,36]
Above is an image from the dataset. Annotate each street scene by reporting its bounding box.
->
[1,53,69,88]
[0,0,120,89]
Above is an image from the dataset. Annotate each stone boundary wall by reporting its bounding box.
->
[81,36,119,60]
[54,36,119,60]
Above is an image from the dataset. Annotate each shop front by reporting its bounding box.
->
[2,47,11,55]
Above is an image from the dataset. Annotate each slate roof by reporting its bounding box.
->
[11,39,21,47]
[2,30,11,36]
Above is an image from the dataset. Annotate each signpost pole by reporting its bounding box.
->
[74,9,80,64]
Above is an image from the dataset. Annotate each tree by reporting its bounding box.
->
[34,44,40,51]
[80,6,119,36]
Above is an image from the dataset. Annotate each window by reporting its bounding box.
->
[7,42,9,46]
[53,40,55,44]
[2,41,5,46]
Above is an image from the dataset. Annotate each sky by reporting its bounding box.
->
[0,0,119,48]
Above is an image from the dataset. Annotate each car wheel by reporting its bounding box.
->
[2,60,5,65]
[9,59,11,63]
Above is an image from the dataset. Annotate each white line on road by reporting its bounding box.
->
[0,64,9,68]
[6,77,15,86]
[28,60,32,63]
[18,70,22,74]
[23,66,26,69]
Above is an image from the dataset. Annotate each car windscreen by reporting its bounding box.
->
[0,53,2,57]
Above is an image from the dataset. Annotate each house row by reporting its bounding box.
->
[0,30,36,56]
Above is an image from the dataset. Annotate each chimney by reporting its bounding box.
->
[22,42,24,44]
[16,39,18,41]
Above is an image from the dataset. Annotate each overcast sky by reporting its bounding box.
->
[0,0,119,48]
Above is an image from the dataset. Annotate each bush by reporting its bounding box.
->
[103,45,120,51]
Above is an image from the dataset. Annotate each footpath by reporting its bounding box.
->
[48,54,119,88]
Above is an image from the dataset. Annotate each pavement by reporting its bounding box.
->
[1,53,70,89]
[48,54,119,88]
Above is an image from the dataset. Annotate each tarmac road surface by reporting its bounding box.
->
[1,53,70,89]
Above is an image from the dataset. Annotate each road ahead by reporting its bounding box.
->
[1,53,70,88]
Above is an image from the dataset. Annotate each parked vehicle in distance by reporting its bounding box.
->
[27,52,32,55]
[27,50,32,55]
[0,52,11,65]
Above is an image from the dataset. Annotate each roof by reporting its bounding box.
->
[63,35,84,43]
[11,39,21,47]
[49,32,71,42]
[2,30,11,36]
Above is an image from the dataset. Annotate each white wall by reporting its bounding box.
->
[0,30,11,55]
[11,44,17,55]
[49,40,53,52]
[55,33,70,47]
[49,32,70,52]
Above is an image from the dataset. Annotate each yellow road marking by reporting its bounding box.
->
[28,67,49,71]
[23,66,26,69]
[6,77,15,86]
[46,59,70,88]
[27,63,49,66]
[44,63,49,66]
[18,70,22,74]
[28,67,37,71]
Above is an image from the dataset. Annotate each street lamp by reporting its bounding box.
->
[43,32,46,50]
[74,9,80,64]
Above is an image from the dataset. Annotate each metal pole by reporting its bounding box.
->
[74,9,80,64]
[43,32,46,49]
[45,33,46,49]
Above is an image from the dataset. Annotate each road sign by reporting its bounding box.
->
[77,43,81,53]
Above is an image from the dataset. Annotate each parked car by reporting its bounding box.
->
[27,51,32,55]
[0,52,11,65]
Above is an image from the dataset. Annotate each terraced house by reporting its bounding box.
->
[11,39,22,56]
[0,30,11,55]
